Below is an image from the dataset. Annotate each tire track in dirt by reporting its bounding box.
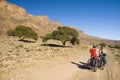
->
[106,50,120,80]
[69,63,109,80]
[69,50,114,80]
[2,48,119,80]
[106,57,113,80]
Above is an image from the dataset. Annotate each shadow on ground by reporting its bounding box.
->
[71,61,90,70]
[18,39,35,43]
[41,43,71,48]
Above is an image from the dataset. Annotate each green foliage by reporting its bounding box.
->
[15,25,38,40]
[42,34,51,42]
[109,44,120,49]
[115,44,120,49]
[7,29,16,36]
[7,25,38,40]
[58,27,79,37]
[70,37,79,45]
[42,26,79,46]
[99,43,107,47]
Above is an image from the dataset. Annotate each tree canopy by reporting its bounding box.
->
[7,25,38,41]
[42,26,79,46]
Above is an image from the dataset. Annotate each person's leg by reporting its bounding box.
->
[99,56,103,67]
[103,56,107,66]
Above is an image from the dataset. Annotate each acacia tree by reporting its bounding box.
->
[42,26,79,46]
[7,25,38,41]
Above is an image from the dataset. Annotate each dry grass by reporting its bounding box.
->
[109,47,120,64]
[114,49,120,64]
[0,36,89,76]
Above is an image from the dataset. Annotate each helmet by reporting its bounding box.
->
[93,45,96,48]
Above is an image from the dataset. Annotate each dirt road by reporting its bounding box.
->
[1,49,120,80]
[69,55,111,80]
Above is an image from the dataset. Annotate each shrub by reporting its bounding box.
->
[115,44,120,49]
[108,44,120,49]
[99,43,107,47]
[15,44,23,49]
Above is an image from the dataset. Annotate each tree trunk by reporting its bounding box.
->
[62,41,66,47]
[19,37,25,41]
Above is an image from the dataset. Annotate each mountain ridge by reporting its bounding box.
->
[0,0,63,35]
[0,0,120,46]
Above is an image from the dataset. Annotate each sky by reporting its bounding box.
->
[7,0,120,40]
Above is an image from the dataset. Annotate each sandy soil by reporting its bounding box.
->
[0,37,120,80]
[1,49,120,80]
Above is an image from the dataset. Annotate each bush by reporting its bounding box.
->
[108,44,120,49]
[115,44,120,49]
[99,43,107,47]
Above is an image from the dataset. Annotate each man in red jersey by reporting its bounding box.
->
[90,45,97,58]
[89,45,97,66]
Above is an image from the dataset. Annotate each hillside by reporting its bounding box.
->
[0,0,120,80]
[0,0,62,36]
[0,0,120,45]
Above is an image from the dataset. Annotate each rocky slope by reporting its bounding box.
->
[0,0,62,35]
[0,0,120,46]
[0,1,120,80]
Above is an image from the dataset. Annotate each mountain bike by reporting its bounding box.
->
[87,56,99,72]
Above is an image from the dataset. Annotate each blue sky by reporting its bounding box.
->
[7,0,120,40]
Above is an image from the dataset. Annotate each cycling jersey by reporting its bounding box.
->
[90,48,97,57]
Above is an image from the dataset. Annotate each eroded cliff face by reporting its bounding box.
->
[0,0,62,35]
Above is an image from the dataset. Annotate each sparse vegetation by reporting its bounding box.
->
[108,44,120,49]
[114,44,120,49]
[53,48,60,52]
[15,44,23,49]
[42,26,79,46]
[24,48,30,52]
[0,51,2,55]
[25,49,30,52]
[99,43,107,47]
[114,49,120,64]
[115,54,120,64]
[8,50,12,52]
[81,46,88,50]
[8,42,14,45]
[37,48,42,51]
[7,25,38,41]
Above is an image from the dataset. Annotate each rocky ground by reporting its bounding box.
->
[0,36,120,80]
